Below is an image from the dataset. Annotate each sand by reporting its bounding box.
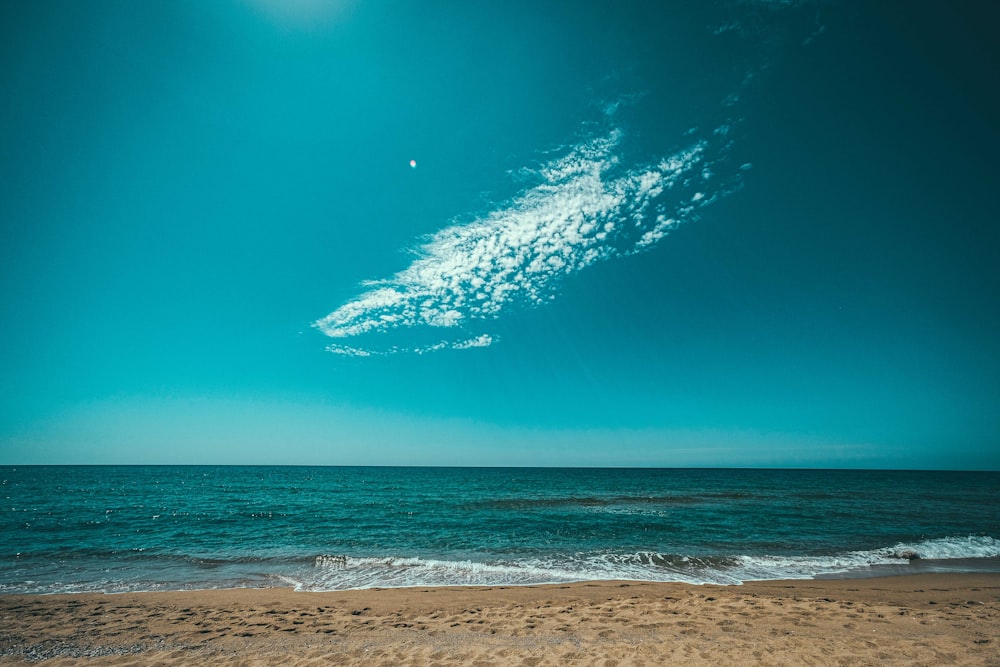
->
[1,574,998,666]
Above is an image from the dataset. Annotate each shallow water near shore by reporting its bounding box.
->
[2,466,998,593]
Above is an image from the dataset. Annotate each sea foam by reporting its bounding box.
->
[301,535,1000,590]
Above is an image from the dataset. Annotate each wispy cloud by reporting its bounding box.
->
[315,121,743,356]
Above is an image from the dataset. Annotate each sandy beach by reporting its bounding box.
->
[1,573,997,666]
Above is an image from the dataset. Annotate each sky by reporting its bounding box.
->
[2,0,998,468]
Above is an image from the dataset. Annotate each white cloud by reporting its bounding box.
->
[453,334,494,350]
[315,120,742,355]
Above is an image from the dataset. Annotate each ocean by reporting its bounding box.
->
[1,466,997,594]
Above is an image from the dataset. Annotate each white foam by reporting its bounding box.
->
[300,535,1000,590]
[883,535,1000,561]
[305,555,586,590]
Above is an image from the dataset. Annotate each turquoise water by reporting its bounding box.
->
[1,466,998,593]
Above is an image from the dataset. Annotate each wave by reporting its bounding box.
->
[299,535,1000,590]
[4,536,996,595]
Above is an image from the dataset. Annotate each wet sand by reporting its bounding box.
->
[1,573,998,665]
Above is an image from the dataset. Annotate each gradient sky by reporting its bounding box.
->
[2,1,998,468]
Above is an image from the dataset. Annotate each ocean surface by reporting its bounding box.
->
[1,466,998,594]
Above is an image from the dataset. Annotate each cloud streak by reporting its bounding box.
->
[315,120,743,356]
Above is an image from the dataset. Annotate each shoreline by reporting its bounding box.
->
[2,573,998,665]
[6,553,1000,598]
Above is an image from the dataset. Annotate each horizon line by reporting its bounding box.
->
[2,464,997,473]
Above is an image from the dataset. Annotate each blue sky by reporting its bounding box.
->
[2,1,998,468]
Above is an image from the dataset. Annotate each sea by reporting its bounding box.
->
[1,466,998,595]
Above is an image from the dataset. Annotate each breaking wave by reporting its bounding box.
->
[297,535,1000,590]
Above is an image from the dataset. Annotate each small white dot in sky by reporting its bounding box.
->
[409,159,417,168]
